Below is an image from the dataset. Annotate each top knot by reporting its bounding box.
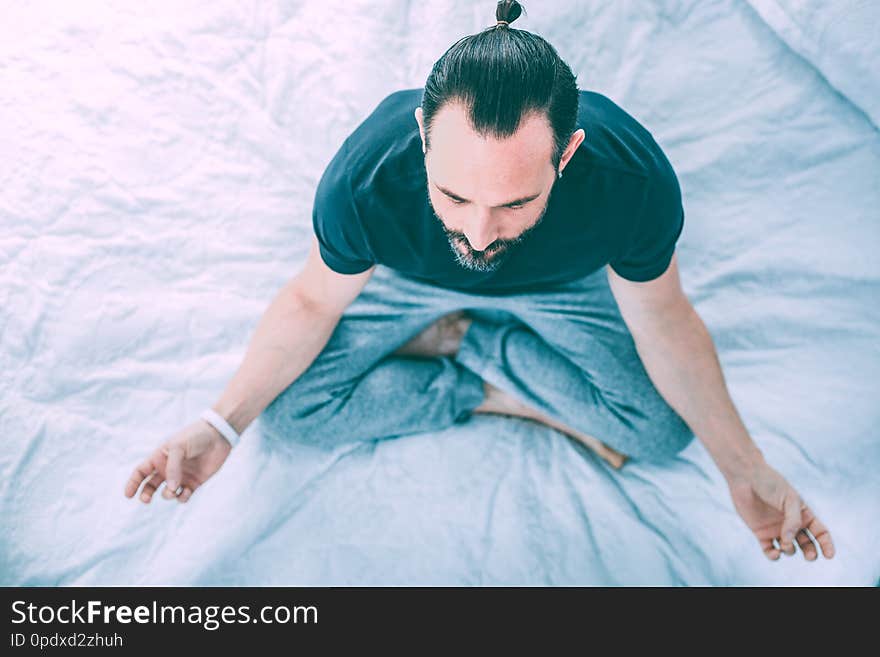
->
[495,0,524,27]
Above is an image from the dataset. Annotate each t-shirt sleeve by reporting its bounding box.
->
[311,140,376,275]
[609,158,684,282]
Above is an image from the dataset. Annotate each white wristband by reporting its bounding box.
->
[200,408,241,449]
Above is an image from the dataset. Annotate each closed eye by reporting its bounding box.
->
[450,197,526,210]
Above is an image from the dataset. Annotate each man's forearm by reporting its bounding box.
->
[211,282,342,436]
[631,301,765,479]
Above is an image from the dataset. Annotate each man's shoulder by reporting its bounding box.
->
[341,88,423,189]
[349,87,422,144]
[576,89,674,182]
[315,87,425,241]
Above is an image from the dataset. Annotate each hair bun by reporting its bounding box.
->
[495,0,524,25]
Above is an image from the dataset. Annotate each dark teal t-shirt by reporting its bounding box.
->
[312,87,684,294]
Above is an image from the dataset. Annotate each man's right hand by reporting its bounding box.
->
[123,419,233,504]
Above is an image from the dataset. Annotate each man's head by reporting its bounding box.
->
[414,0,585,272]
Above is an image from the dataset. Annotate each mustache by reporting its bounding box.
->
[447,232,514,254]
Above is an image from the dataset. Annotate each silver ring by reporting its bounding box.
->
[174,485,184,496]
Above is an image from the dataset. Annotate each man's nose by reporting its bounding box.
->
[463,215,498,252]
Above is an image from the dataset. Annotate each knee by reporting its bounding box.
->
[626,406,695,463]
[664,413,696,457]
[259,384,339,446]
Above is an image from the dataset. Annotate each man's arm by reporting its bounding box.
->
[606,253,836,561]
[124,235,377,505]
[211,235,376,436]
[605,253,764,478]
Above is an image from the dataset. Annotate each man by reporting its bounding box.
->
[124,11,834,565]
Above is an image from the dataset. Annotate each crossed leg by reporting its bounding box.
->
[441,270,695,466]
[262,264,690,468]
[394,310,629,469]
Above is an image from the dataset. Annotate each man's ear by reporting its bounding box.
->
[414,107,427,153]
[559,128,585,173]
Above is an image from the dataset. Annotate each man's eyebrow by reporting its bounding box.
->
[434,183,541,208]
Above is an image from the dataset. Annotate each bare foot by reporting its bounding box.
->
[394,311,473,357]
[473,381,628,470]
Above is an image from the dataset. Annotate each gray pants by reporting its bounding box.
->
[261,264,694,463]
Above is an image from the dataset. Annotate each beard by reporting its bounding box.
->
[427,180,556,273]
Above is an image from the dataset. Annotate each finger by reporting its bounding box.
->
[124,457,158,498]
[771,536,795,558]
[165,444,185,492]
[795,528,818,561]
[139,472,166,504]
[803,506,835,559]
[772,530,796,556]
[161,481,181,499]
[780,489,803,552]
[762,539,781,561]
[176,486,194,503]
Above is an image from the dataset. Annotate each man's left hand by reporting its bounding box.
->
[726,460,836,561]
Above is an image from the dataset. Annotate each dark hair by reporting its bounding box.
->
[421,0,579,172]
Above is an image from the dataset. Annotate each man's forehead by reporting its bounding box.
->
[428,103,554,161]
